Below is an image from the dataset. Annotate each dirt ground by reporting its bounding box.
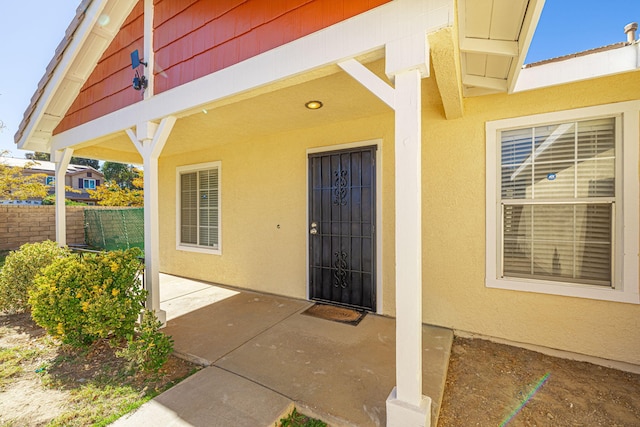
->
[438,337,640,426]
[2,312,640,426]
[0,312,197,427]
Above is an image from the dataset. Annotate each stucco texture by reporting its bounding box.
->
[155,69,639,366]
[158,113,397,313]
[421,70,640,365]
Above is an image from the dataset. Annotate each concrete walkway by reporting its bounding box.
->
[111,274,453,427]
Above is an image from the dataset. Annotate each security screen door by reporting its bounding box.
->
[308,146,376,311]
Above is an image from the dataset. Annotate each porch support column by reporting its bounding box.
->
[339,32,431,427]
[386,67,430,426]
[127,116,176,325]
[52,147,74,246]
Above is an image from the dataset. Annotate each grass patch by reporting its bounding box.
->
[43,365,199,427]
[38,342,198,427]
[0,346,46,388]
[0,314,199,427]
[278,408,327,427]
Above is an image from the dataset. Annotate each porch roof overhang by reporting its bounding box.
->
[15,0,545,157]
[15,0,138,154]
[458,0,545,97]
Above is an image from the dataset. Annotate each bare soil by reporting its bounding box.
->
[2,313,639,426]
[0,312,198,427]
[438,337,640,426]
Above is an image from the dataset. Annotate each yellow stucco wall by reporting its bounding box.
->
[158,113,397,313]
[422,70,640,365]
[157,69,639,366]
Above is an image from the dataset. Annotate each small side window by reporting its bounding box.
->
[176,162,221,254]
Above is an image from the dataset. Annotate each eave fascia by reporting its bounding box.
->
[514,43,640,92]
[17,0,138,152]
[507,0,545,93]
[51,0,455,152]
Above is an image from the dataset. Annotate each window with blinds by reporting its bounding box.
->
[179,166,219,249]
[500,117,615,286]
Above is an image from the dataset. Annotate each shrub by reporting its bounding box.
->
[0,240,70,313]
[117,309,174,373]
[29,248,146,347]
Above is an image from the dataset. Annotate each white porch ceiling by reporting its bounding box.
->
[458,0,544,96]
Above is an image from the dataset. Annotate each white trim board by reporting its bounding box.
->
[50,0,453,152]
[514,43,640,92]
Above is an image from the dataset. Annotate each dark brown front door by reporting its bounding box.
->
[308,146,376,311]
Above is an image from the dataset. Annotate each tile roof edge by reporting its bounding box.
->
[523,41,631,68]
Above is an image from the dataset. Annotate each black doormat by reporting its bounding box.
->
[302,303,366,326]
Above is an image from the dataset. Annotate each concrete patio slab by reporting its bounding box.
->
[111,366,293,427]
[159,273,215,300]
[216,312,452,426]
[161,284,240,322]
[113,275,452,426]
[162,287,311,365]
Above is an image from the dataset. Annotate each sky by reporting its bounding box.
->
[0,0,638,156]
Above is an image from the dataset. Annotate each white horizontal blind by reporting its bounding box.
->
[180,172,198,245]
[180,168,219,248]
[198,169,219,248]
[500,118,615,286]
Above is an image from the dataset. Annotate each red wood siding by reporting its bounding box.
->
[153,0,391,93]
[54,0,390,134]
[55,1,144,134]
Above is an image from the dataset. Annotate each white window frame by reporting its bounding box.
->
[486,101,639,304]
[175,161,222,255]
[83,178,96,189]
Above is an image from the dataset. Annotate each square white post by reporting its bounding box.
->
[128,117,175,325]
[53,148,74,246]
[339,33,431,425]
[141,141,164,323]
[385,68,431,427]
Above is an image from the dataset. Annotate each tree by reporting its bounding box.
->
[25,152,100,169]
[70,157,100,169]
[25,152,50,161]
[102,162,140,189]
[0,151,48,200]
[41,194,86,206]
[88,169,144,207]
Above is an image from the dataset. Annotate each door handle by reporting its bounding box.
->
[310,222,318,235]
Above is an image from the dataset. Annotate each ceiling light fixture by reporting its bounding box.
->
[305,100,323,110]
